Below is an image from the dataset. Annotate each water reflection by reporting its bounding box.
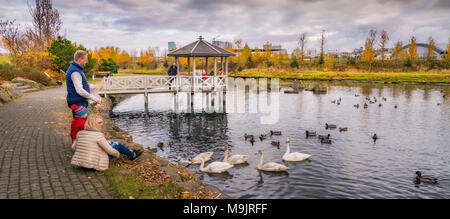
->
[111,79,450,199]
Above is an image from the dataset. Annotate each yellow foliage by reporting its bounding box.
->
[407,36,418,61]
[138,48,155,67]
[325,54,335,70]
[361,40,376,63]
[18,51,55,70]
[443,38,450,61]
[391,41,405,60]
[92,46,132,67]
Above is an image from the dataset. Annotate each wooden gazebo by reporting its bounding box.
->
[167,36,235,78]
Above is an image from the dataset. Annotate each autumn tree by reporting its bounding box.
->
[443,38,450,61]
[391,41,405,60]
[0,20,27,69]
[426,36,436,61]
[239,44,252,67]
[319,30,326,64]
[379,29,389,61]
[234,37,243,50]
[407,36,419,61]
[290,52,299,68]
[138,47,156,69]
[361,29,377,63]
[26,0,62,50]
[298,32,307,62]
[263,42,272,62]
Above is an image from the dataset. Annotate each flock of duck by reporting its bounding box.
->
[171,90,446,183]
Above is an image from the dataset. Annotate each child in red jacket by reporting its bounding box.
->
[70,104,88,142]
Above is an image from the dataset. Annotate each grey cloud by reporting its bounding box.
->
[1,0,449,53]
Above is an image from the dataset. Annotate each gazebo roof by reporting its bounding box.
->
[168,36,235,57]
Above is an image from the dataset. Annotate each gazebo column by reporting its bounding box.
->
[214,57,217,89]
[187,57,190,75]
[225,57,228,77]
[205,57,208,76]
[214,57,217,76]
[176,57,180,75]
[224,56,228,111]
[221,57,224,74]
[190,56,196,111]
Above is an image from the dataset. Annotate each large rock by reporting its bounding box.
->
[0,88,12,103]
[11,77,44,89]
[290,80,304,90]
[313,83,327,93]
[1,81,23,98]
[306,83,327,93]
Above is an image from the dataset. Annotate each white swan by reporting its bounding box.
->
[178,152,213,165]
[198,157,234,173]
[222,145,249,165]
[256,150,289,172]
[282,138,311,162]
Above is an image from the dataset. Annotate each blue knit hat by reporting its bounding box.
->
[71,104,88,117]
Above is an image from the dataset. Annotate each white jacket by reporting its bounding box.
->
[71,129,120,171]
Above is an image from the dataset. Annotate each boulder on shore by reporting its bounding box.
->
[1,81,23,98]
[290,80,305,90]
[11,77,45,89]
[0,88,12,103]
[306,83,327,93]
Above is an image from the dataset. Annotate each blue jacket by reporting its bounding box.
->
[66,61,90,103]
[168,66,177,76]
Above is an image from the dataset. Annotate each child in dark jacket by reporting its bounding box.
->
[70,104,88,142]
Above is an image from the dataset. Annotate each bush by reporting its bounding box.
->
[290,58,299,68]
[99,58,119,72]
[0,63,15,81]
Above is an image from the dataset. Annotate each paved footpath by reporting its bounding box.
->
[0,86,117,199]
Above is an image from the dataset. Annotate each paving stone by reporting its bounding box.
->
[0,86,116,199]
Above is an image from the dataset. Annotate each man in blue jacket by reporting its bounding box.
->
[167,61,177,90]
[66,50,100,118]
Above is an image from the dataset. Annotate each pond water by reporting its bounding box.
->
[110,79,450,199]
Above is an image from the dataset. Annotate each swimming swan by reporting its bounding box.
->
[178,152,213,165]
[223,145,249,165]
[282,138,311,162]
[256,150,289,172]
[198,157,234,173]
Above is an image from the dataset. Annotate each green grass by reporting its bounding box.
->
[119,67,165,74]
[104,165,184,199]
[230,69,450,83]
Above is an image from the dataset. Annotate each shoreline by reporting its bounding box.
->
[231,76,450,86]
[96,94,233,199]
[111,71,450,86]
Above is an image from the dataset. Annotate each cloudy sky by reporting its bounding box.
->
[1,0,449,55]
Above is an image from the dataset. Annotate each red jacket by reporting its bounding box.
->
[71,117,87,141]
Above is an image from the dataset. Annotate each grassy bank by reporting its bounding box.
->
[118,68,165,74]
[229,69,450,84]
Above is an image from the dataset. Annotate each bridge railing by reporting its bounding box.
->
[98,75,226,95]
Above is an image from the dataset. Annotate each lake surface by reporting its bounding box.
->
[110,79,450,199]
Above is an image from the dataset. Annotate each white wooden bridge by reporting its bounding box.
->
[97,75,228,113]
[98,75,227,96]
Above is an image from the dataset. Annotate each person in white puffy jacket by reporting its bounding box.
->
[71,114,142,171]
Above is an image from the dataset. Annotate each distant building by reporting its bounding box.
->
[212,40,232,48]
[234,42,287,54]
[168,42,176,51]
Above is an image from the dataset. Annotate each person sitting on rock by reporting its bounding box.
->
[71,114,142,171]
[70,104,88,142]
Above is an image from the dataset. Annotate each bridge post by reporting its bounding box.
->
[104,77,108,98]
[144,76,148,113]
